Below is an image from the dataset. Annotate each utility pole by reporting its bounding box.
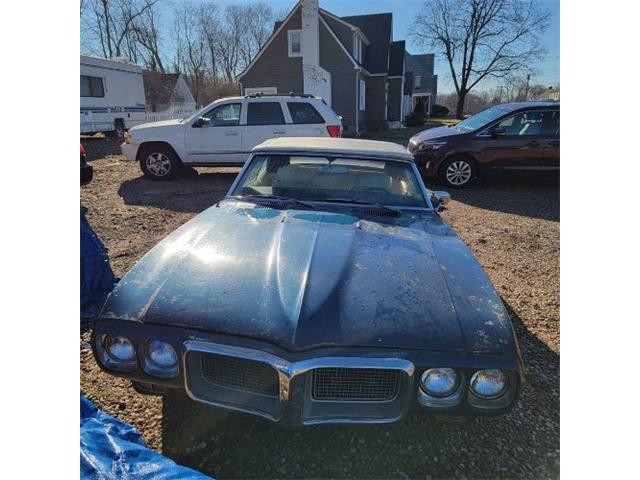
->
[524,73,531,101]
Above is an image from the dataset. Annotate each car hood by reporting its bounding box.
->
[130,118,185,131]
[102,203,515,354]
[409,126,464,144]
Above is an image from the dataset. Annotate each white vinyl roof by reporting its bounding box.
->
[252,137,414,162]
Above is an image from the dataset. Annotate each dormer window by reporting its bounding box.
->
[288,30,302,57]
[353,35,363,63]
[414,75,422,88]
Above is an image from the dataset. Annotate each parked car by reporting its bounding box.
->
[408,101,560,187]
[81,144,93,185]
[93,137,524,426]
[121,94,342,180]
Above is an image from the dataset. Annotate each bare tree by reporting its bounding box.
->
[239,3,274,69]
[196,1,221,80]
[411,0,550,118]
[82,0,159,59]
[131,1,165,72]
[173,1,207,105]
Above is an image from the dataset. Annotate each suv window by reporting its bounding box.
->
[247,102,285,125]
[287,102,324,124]
[542,110,560,136]
[81,75,105,97]
[496,111,545,136]
[200,103,242,127]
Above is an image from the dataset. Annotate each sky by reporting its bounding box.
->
[210,0,560,94]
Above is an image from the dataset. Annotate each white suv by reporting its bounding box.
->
[122,94,342,180]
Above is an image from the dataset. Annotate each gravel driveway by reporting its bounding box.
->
[80,139,559,479]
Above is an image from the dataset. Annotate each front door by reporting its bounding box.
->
[483,110,551,170]
[185,102,244,164]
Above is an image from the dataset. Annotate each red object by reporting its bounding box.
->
[80,144,86,156]
[326,125,341,138]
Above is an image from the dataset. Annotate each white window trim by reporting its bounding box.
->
[353,34,362,63]
[288,30,302,58]
[359,79,366,111]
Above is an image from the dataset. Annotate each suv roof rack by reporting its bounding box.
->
[244,92,317,99]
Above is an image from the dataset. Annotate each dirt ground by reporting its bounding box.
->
[80,137,559,479]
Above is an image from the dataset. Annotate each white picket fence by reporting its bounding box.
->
[145,108,196,123]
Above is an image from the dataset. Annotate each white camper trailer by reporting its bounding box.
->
[80,55,147,136]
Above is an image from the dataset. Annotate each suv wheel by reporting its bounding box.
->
[439,157,476,188]
[139,145,182,180]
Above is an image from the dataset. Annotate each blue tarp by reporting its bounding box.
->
[81,207,117,319]
[81,396,210,479]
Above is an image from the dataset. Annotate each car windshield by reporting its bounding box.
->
[231,155,428,208]
[455,105,513,132]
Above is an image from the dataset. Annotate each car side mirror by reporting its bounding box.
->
[431,191,450,213]
[491,126,506,137]
[192,118,206,128]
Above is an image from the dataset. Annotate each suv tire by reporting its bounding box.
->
[139,144,182,180]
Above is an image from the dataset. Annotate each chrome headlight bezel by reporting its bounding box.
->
[467,369,518,411]
[469,369,509,400]
[96,334,137,372]
[417,368,465,408]
[420,368,460,398]
[141,340,179,378]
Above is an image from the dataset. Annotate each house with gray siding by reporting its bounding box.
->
[236,0,438,136]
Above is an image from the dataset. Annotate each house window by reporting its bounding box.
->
[359,79,366,111]
[353,36,363,63]
[414,75,422,88]
[81,75,105,97]
[288,30,302,57]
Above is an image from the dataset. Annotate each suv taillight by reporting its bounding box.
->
[326,125,341,138]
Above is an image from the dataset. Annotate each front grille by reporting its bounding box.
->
[311,368,399,401]
[200,353,279,397]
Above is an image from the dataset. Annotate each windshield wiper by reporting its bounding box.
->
[232,194,316,210]
[320,198,401,216]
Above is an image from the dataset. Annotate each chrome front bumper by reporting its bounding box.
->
[183,340,415,426]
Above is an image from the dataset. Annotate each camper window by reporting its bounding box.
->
[81,75,105,97]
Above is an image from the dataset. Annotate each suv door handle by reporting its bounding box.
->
[273,130,286,135]
[224,132,239,136]
[525,140,540,147]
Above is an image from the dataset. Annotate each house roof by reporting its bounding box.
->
[405,54,435,76]
[252,137,414,162]
[389,41,405,76]
[143,73,182,105]
[339,13,392,74]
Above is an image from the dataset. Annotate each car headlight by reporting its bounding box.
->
[417,141,447,152]
[142,340,178,378]
[420,368,460,397]
[470,369,508,399]
[147,340,177,368]
[105,336,135,362]
[124,132,133,144]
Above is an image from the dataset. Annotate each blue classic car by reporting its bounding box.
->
[92,137,523,426]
